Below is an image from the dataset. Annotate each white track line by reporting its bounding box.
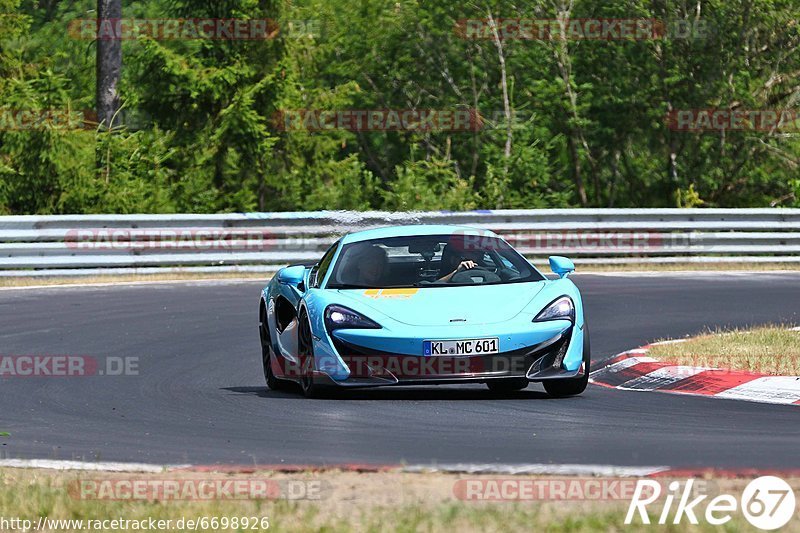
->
[402,463,670,477]
[0,458,670,477]
[0,459,187,472]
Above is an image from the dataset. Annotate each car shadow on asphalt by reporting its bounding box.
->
[222,386,554,401]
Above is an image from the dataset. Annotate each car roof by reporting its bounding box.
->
[340,224,500,245]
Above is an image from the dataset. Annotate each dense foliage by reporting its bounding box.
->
[0,0,798,214]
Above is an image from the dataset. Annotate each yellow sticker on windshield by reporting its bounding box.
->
[364,288,419,299]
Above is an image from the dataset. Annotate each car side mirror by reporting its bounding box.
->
[277,265,307,292]
[548,256,575,278]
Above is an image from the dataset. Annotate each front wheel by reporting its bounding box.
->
[298,308,325,398]
[260,303,286,390]
[543,325,591,398]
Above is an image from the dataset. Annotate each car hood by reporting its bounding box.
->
[334,282,545,326]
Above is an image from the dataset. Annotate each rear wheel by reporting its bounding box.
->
[260,303,286,390]
[543,325,591,398]
[486,377,529,392]
[298,308,324,398]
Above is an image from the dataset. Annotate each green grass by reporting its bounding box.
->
[649,326,800,375]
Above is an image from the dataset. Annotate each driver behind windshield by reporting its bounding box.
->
[437,246,483,283]
[354,244,388,286]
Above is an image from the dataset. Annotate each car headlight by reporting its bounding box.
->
[324,305,381,332]
[533,296,574,323]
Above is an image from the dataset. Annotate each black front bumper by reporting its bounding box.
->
[320,329,578,388]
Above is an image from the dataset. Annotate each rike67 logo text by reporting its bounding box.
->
[626,476,796,530]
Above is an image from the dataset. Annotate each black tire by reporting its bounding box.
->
[260,302,286,390]
[297,308,324,398]
[486,377,529,392]
[543,325,591,398]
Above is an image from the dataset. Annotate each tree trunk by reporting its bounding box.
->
[96,0,122,130]
[487,11,512,207]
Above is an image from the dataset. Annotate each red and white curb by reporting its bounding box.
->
[590,341,800,406]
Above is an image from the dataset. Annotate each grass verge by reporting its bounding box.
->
[0,272,272,288]
[0,468,795,532]
[648,326,800,375]
[572,262,800,272]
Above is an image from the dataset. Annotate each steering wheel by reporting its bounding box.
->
[449,265,502,284]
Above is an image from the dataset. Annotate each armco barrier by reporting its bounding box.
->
[0,209,799,276]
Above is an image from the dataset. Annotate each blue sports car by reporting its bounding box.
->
[258,225,589,397]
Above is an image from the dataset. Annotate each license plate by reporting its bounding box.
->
[423,338,499,356]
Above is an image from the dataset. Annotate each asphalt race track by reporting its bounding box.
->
[1,273,798,469]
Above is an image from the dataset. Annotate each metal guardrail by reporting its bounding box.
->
[1,209,799,276]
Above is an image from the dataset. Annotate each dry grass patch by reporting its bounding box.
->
[648,326,800,375]
[0,468,797,532]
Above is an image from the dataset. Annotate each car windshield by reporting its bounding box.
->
[326,234,544,289]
